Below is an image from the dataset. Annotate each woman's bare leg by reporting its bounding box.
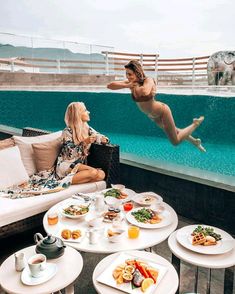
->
[177,129,206,152]
[71,164,105,184]
[93,169,106,181]
[186,135,206,152]
[156,104,204,145]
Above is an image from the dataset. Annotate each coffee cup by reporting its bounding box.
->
[96,134,103,144]
[28,254,46,278]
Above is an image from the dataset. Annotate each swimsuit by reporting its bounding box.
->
[132,79,166,128]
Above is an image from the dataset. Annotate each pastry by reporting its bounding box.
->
[192,232,206,245]
[72,229,81,239]
[61,229,72,239]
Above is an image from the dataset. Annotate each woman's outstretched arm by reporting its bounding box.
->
[107,80,131,90]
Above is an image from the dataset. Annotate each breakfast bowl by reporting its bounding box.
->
[86,216,103,227]
[111,184,126,191]
[133,192,163,207]
[104,196,122,209]
[60,201,90,219]
[107,228,125,243]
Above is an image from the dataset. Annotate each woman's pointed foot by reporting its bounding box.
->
[191,137,206,152]
[193,116,204,127]
[197,143,206,152]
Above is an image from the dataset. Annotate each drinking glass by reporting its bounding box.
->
[128,226,140,239]
[47,210,59,225]
[123,201,133,212]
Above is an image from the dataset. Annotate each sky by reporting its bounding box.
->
[0,0,234,58]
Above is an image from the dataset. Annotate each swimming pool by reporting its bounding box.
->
[0,89,234,191]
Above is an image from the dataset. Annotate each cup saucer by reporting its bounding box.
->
[21,263,57,286]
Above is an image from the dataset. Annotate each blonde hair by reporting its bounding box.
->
[64,102,89,144]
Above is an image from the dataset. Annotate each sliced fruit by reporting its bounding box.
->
[146,267,158,281]
[116,263,126,270]
[124,265,135,274]
[141,278,154,292]
[116,273,124,284]
[113,269,122,280]
[125,259,136,266]
[122,272,133,283]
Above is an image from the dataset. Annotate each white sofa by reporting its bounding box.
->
[0,182,106,228]
[0,127,119,238]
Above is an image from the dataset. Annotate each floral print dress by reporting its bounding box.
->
[0,126,99,199]
[55,127,97,179]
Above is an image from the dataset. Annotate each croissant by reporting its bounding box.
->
[72,230,81,239]
[61,229,72,239]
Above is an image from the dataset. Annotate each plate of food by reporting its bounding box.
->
[59,228,85,243]
[102,208,123,223]
[102,188,135,203]
[132,192,163,207]
[176,225,234,255]
[60,201,90,219]
[125,207,172,229]
[96,252,168,294]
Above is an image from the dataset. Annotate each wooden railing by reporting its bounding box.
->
[0,51,210,86]
[101,51,210,86]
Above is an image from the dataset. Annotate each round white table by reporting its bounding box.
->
[0,245,83,294]
[92,250,179,294]
[43,197,178,253]
[168,231,235,294]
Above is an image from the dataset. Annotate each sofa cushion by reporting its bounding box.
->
[13,131,62,176]
[0,180,106,227]
[0,146,29,189]
[0,138,15,150]
[32,137,62,172]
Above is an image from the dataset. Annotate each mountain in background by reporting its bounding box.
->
[0,44,107,74]
[0,44,105,61]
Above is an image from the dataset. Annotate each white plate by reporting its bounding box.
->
[96,252,168,294]
[176,225,234,255]
[101,188,136,203]
[126,207,172,229]
[57,228,86,243]
[132,192,163,207]
[21,263,57,286]
[60,200,90,219]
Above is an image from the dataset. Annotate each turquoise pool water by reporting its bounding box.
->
[0,90,234,186]
[105,133,235,177]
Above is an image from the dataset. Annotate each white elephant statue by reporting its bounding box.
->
[207,51,235,85]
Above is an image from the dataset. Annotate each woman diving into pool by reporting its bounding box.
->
[107,60,206,152]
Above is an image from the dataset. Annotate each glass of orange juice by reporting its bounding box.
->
[47,211,59,225]
[128,226,140,239]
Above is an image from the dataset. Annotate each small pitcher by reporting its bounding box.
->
[88,228,100,245]
[14,252,26,272]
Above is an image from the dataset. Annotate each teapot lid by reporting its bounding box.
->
[43,234,57,245]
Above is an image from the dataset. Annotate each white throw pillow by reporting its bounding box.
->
[13,131,62,176]
[0,146,29,189]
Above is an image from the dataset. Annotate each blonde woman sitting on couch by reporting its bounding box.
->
[56,102,109,184]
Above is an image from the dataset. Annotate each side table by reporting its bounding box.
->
[0,245,83,294]
[92,250,179,294]
[168,231,235,294]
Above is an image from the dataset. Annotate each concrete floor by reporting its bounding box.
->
[0,215,233,294]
